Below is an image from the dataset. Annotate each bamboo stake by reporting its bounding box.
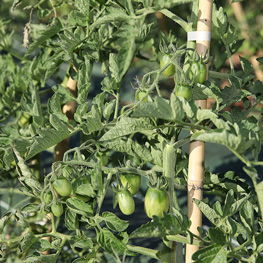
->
[54,76,77,162]
[185,1,213,262]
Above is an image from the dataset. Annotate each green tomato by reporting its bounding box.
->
[51,203,63,217]
[71,178,91,202]
[135,90,149,102]
[120,174,141,196]
[160,54,175,77]
[118,190,135,215]
[175,84,192,101]
[144,187,169,218]
[44,192,53,205]
[97,153,108,166]
[189,61,207,84]
[53,178,72,197]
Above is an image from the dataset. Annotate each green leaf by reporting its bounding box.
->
[26,122,70,160]
[76,183,96,197]
[66,198,93,216]
[103,100,116,120]
[20,231,37,253]
[99,117,154,141]
[130,213,186,238]
[105,138,153,163]
[192,244,228,263]
[25,18,63,56]
[0,212,12,233]
[133,96,175,121]
[191,130,242,152]
[240,200,254,233]
[109,53,120,83]
[65,209,79,231]
[193,199,222,228]
[71,235,93,249]
[212,6,228,37]
[208,228,226,244]
[101,212,129,232]
[223,189,235,217]
[89,7,129,30]
[52,85,76,104]
[98,228,127,255]
[80,105,103,135]
[118,36,137,80]
[170,93,184,121]
[77,56,93,104]
[74,102,89,123]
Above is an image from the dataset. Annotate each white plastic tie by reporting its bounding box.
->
[187,31,211,42]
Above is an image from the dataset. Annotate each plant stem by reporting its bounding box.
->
[114,84,121,120]
[127,244,158,259]
[96,173,113,214]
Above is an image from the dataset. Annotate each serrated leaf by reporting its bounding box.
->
[74,102,89,123]
[0,212,12,233]
[65,209,79,231]
[25,18,63,56]
[66,198,93,216]
[90,7,128,30]
[52,84,76,104]
[105,138,153,163]
[80,106,102,134]
[102,212,129,232]
[212,6,228,37]
[192,244,228,263]
[191,130,242,152]
[130,213,184,238]
[20,231,37,253]
[26,125,69,160]
[76,183,95,197]
[193,199,222,228]
[98,228,127,255]
[170,93,184,121]
[99,117,154,141]
[208,228,226,244]
[240,200,254,233]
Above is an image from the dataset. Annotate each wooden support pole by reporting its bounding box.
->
[54,77,77,162]
[185,1,213,262]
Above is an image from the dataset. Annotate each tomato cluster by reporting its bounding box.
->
[117,174,169,219]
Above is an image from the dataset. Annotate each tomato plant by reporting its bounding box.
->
[144,187,170,218]
[1,0,263,262]
[117,190,135,215]
[53,178,72,197]
[120,174,141,195]
[160,54,176,77]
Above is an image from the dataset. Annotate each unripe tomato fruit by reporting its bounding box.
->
[51,203,63,217]
[160,54,175,77]
[175,85,192,101]
[189,61,207,84]
[120,174,141,196]
[53,178,72,197]
[135,90,149,102]
[71,178,91,202]
[118,190,135,215]
[144,187,169,218]
[44,192,53,204]
[97,153,108,166]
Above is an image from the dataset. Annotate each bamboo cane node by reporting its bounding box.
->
[187,184,203,191]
